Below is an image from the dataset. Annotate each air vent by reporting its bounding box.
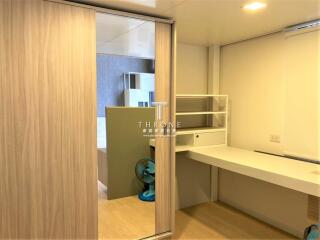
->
[285,19,320,32]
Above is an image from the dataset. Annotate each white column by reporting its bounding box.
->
[208,45,221,202]
[208,45,220,94]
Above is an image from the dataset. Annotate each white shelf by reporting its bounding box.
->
[176,111,226,116]
[174,94,228,151]
[176,127,226,135]
[150,139,195,152]
[176,94,228,98]
[176,145,194,152]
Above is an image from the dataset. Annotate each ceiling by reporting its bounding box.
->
[96,13,155,58]
[78,0,320,46]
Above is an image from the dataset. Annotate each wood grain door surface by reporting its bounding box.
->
[0,0,98,238]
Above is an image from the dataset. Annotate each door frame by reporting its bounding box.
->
[49,0,176,238]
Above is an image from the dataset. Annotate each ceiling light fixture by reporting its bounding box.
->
[123,0,156,8]
[243,2,267,11]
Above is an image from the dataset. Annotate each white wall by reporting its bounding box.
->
[176,43,211,209]
[221,33,286,154]
[220,31,319,237]
[177,43,208,94]
[282,30,320,161]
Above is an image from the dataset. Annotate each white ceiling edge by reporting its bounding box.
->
[84,0,320,47]
[96,12,155,59]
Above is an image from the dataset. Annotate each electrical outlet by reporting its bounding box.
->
[270,134,281,143]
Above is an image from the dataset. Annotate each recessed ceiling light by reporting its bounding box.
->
[243,2,267,11]
[123,0,156,8]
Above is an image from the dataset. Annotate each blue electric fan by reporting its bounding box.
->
[304,224,320,240]
[135,157,155,202]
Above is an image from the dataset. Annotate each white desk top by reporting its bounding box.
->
[187,146,320,197]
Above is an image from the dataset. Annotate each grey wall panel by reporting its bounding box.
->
[97,54,154,117]
[106,107,155,199]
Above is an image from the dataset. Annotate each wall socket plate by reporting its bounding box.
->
[270,134,281,143]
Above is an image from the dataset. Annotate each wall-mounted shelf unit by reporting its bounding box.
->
[176,127,226,135]
[176,111,226,116]
[123,72,155,107]
[175,94,228,152]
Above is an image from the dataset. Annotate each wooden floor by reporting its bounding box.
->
[98,182,296,240]
[98,183,155,240]
[173,202,297,240]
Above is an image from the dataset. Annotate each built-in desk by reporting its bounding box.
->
[149,138,320,196]
[187,146,320,197]
[150,140,319,236]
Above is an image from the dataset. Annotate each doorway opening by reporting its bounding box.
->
[95,12,156,240]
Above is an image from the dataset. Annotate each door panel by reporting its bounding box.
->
[0,0,13,236]
[0,0,97,238]
[155,22,174,234]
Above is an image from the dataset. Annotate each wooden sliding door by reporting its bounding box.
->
[155,22,176,235]
[0,0,97,238]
